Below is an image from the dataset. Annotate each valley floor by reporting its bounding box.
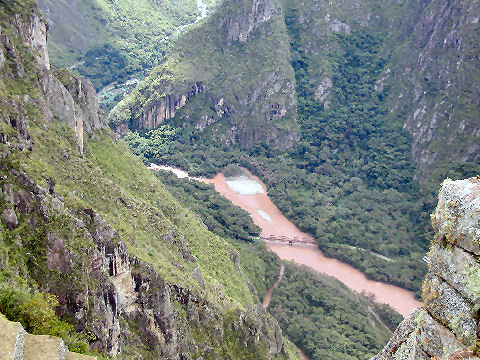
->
[154,165,421,316]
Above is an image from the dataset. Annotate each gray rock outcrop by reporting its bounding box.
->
[1,9,105,155]
[109,0,299,151]
[372,177,480,360]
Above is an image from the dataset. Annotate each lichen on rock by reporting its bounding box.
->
[372,177,480,360]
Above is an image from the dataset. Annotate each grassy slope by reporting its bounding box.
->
[24,122,255,309]
[20,121,304,359]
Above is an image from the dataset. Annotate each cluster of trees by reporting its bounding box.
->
[268,263,400,359]
[153,170,280,300]
[155,170,261,241]
[0,285,93,354]
[77,44,141,90]
[124,126,178,160]
[241,26,430,292]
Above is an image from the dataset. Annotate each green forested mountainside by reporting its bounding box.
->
[269,263,401,360]
[118,0,480,295]
[38,0,200,89]
[383,0,480,179]
[153,170,280,300]
[0,2,301,358]
[154,170,261,242]
[120,27,428,292]
[109,0,299,150]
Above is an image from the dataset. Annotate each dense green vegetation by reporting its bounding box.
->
[121,27,431,294]
[0,286,97,355]
[155,170,261,241]
[269,263,399,360]
[245,16,431,292]
[153,170,282,300]
[121,3,480,296]
[40,0,202,90]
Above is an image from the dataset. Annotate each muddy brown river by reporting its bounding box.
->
[155,165,421,317]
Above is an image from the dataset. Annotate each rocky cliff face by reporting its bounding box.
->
[121,81,205,136]
[0,3,295,359]
[372,177,480,359]
[384,0,480,178]
[1,170,286,358]
[219,0,276,42]
[0,4,105,154]
[109,0,299,150]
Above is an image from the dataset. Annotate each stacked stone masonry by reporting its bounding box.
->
[0,314,96,360]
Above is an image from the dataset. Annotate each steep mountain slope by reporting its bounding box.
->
[112,0,480,295]
[38,0,200,89]
[154,170,407,359]
[0,1,300,358]
[271,0,480,177]
[385,0,480,178]
[109,0,299,150]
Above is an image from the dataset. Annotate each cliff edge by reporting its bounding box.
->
[372,177,480,359]
[0,2,299,359]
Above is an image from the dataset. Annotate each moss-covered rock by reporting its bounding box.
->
[372,178,480,359]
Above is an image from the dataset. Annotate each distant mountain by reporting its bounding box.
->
[109,0,300,150]
[37,0,203,89]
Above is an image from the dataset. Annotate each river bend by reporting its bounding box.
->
[151,165,421,317]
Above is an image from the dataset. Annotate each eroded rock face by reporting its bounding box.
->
[386,0,480,178]
[219,0,276,42]
[1,168,287,359]
[11,12,50,70]
[0,9,105,155]
[372,177,480,360]
[133,82,205,131]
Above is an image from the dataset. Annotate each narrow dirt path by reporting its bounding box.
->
[262,263,285,308]
[368,306,393,333]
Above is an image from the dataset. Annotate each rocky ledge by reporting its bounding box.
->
[372,177,480,360]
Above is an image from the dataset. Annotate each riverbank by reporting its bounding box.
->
[152,165,421,316]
